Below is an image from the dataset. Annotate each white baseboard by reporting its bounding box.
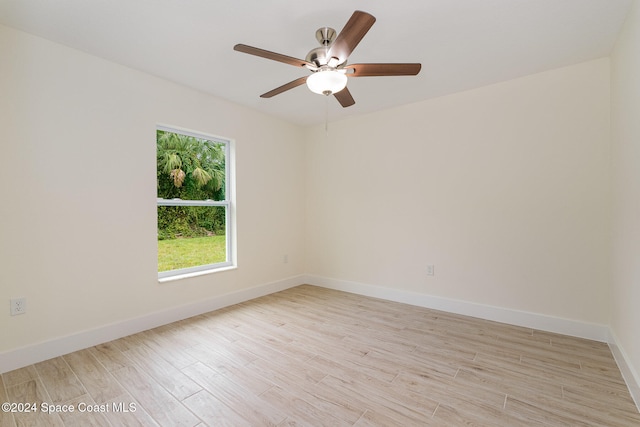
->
[0,275,304,374]
[608,329,640,412]
[304,274,611,342]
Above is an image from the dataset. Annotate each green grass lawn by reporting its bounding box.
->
[158,235,226,272]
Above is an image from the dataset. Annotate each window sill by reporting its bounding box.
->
[158,265,237,283]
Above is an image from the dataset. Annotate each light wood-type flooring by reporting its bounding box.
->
[2,285,639,426]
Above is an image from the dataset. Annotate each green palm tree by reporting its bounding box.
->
[156,130,226,239]
[156,130,225,200]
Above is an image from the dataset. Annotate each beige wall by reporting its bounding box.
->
[611,0,640,395]
[305,58,612,324]
[0,25,306,352]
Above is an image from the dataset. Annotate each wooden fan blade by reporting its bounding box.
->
[234,44,315,68]
[327,11,376,64]
[334,87,355,108]
[346,63,422,77]
[260,76,308,98]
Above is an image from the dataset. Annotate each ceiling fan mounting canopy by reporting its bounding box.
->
[233,10,421,108]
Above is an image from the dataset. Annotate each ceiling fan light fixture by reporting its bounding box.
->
[306,69,347,95]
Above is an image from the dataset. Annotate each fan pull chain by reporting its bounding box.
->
[325,95,329,134]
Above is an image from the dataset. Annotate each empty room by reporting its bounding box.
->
[1,0,639,425]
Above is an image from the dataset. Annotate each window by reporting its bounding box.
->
[156,126,234,279]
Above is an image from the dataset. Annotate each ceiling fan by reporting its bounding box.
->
[233,10,421,108]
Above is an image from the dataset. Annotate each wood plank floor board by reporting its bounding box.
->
[0,373,17,427]
[5,378,64,427]
[536,329,612,356]
[394,367,523,426]
[111,365,200,427]
[471,345,636,412]
[182,361,286,426]
[562,383,639,414]
[199,336,261,368]
[579,357,631,382]
[244,353,325,395]
[232,334,312,371]
[298,376,367,424]
[208,356,274,397]
[281,328,347,361]
[182,390,252,427]
[312,353,442,421]
[63,349,126,405]
[454,362,564,401]
[172,317,231,346]
[259,385,351,427]
[432,401,530,427]
[2,365,38,388]
[319,334,373,360]
[524,384,640,426]
[341,327,419,356]
[193,321,245,347]
[55,395,111,427]
[101,394,161,427]
[151,323,199,349]
[505,395,599,427]
[319,374,436,426]
[184,343,240,372]
[393,368,508,414]
[88,343,131,373]
[352,408,429,427]
[520,350,584,372]
[279,316,349,346]
[2,285,638,426]
[329,349,400,383]
[405,345,475,376]
[246,354,364,424]
[138,330,199,370]
[123,343,203,401]
[33,357,86,405]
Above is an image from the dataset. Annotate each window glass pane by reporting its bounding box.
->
[156,130,226,201]
[157,206,227,272]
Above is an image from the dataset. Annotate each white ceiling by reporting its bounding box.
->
[0,0,632,126]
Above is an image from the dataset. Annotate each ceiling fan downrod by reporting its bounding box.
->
[316,27,337,46]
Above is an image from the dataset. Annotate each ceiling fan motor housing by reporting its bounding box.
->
[306,47,329,67]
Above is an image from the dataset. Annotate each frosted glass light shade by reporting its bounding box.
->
[306,70,348,95]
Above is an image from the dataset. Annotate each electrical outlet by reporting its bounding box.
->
[10,297,26,316]
[426,265,435,276]
[283,254,289,264]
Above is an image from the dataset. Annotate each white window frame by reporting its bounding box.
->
[157,125,235,280]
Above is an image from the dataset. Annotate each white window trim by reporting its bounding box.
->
[156,125,236,281]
